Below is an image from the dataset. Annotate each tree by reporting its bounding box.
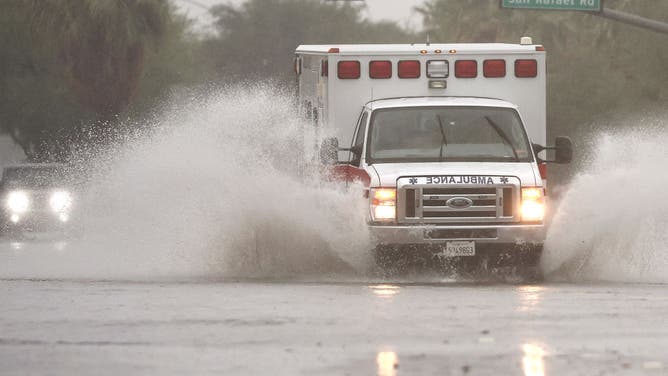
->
[31,0,170,121]
[204,0,412,83]
[0,1,91,160]
[129,8,212,119]
[416,0,668,137]
[0,0,200,161]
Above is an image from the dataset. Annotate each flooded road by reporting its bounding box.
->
[1,91,667,375]
[2,278,667,375]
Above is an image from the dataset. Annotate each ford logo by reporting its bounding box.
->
[446,197,473,209]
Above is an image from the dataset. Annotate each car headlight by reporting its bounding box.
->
[6,191,29,214]
[370,188,396,221]
[521,187,545,222]
[49,190,73,213]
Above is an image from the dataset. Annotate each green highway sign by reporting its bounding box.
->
[501,0,602,12]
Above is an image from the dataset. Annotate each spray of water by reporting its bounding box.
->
[542,114,668,283]
[4,89,666,284]
[0,85,372,281]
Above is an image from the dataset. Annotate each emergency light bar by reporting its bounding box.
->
[333,59,538,79]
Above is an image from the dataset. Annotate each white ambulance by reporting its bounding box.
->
[295,39,572,276]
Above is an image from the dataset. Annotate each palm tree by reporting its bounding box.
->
[30,0,169,122]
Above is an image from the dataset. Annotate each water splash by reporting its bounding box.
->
[0,85,372,281]
[542,117,668,283]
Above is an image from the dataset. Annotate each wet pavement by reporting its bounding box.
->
[1,278,667,375]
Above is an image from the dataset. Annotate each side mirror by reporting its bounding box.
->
[533,136,573,164]
[554,136,573,164]
[347,144,363,165]
[319,137,339,165]
[532,143,545,155]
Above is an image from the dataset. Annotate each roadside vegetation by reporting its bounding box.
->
[0,0,666,161]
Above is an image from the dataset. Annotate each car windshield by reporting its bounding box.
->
[2,166,71,188]
[367,106,533,163]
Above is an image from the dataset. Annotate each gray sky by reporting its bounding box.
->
[175,0,426,32]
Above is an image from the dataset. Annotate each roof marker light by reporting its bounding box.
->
[449,49,457,54]
[434,49,442,54]
[420,50,428,54]
[328,47,340,53]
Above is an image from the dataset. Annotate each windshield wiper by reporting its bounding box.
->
[436,115,447,162]
[483,116,519,161]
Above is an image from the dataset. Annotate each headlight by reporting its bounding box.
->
[370,188,396,221]
[49,191,73,213]
[521,187,545,222]
[6,191,29,214]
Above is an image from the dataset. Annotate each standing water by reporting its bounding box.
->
[2,89,667,283]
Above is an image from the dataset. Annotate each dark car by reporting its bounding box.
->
[0,163,80,237]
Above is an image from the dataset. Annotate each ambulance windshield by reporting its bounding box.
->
[367,106,533,163]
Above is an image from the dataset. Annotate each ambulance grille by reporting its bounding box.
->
[399,186,517,224]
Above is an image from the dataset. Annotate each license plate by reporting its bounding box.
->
[444,241,476,257]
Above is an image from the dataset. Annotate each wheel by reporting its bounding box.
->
[478,244,544,283]
[502,244,544,283]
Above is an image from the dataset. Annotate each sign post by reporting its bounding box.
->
[501,0,668,35]
[500,0,601,12]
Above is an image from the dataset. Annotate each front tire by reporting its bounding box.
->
[488,244,544,283]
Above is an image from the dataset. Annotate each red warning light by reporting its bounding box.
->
[483,59,506,78]
[515,59,538,78]
[338,61,360,79]
[455,60,477,78]
[369,61,392,79]
[398,60,420,78]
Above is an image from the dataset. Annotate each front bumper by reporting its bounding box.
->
[3,211,72,232]
[370,223,545,246]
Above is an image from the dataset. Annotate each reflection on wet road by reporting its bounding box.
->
[518,285,544,313]
[522,343,545,376]
[369,284,400,299]
[376,350,398,376]
[1,277,668,374]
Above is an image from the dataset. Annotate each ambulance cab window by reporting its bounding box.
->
[354,112,368,148]
[351,111,368,165]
